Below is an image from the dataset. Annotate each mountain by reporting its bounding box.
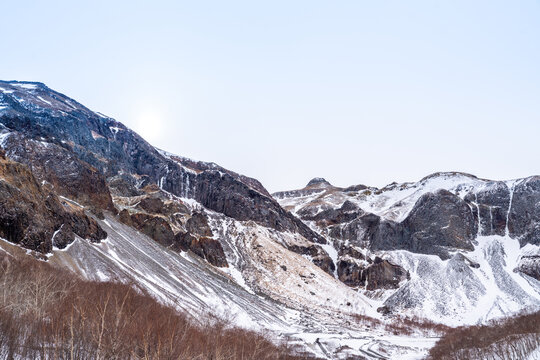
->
[274,174,540,324]
[0,80,539,359]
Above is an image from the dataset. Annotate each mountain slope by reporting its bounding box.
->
[274,175,540,326]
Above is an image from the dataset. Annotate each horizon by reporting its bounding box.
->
[2,1,539,193]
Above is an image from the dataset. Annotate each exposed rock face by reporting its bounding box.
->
[398,189,476,255]
[185,212,213,237]
[170,155,271,197]
[508,177,540,246]
[299,200,364,226]
[187,170,327,244]
[2,131,115,212]
[0,80,326,247]
[107,175,143,197]
[465,181,510,237]
[0,153,106,253]
[345,190,478,258]
[137,197,166,214]
[130,213,175,247]
[337,255,408,290]
[288,244,335,275]
[306,177,332,188]
[518,255,540,281]
[176,233,228,267]
[115,188,229,268]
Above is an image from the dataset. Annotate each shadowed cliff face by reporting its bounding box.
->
[0,150,106,253]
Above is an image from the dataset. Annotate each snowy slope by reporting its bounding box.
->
[275,173,540,326]
[34,212,433,359]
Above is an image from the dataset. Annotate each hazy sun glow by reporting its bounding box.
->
[134,109,163,144]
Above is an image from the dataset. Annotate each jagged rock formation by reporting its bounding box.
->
[337,255,409,290]
[0,149,106,252]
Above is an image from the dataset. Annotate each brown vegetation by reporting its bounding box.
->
[429,310,540,360]
[352,313,450,337]
[0,253,309,359]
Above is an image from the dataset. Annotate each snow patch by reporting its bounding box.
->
[37,95,52,105]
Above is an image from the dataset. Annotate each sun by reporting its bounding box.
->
[134,109,162,144]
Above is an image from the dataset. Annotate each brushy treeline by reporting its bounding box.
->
[352,312,450,337]
[428,310,540,360]
[0,253,310,360]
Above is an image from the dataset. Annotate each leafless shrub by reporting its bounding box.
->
[0,253,311,359]
[428,310,540,360]
[352,312,450,337]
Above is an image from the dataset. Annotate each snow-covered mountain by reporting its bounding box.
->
[274,174,540,326]
[0,80,539,359]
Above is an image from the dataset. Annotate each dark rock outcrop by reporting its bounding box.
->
[2,131,115,212]
[518,255,540,281]
[299,200,364,226]
[306,177,331,188]
[288,244,335,275]
[0,155,106,253]
[175,232,228,267]
[129,213,175,247]
[399,189,476,254]
[337,256,409,290]
[508,177,540,246]
[185,212,213,237]
[361,190,477,258]
[464,181,510,237]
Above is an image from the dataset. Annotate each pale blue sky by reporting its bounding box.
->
[2,1,540,192]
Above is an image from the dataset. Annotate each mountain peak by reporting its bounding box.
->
[306,177,331,188]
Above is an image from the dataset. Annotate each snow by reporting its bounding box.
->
[375,234,540,327]
[526,346,540,360]
[320,241,339,277]
[40,212,440,358]
[13,83,38,90]
[0,87,14,94]
[220,266,255,294]
[58,196,84,208]
[37,95,52,105]
[109,126,121,138]
[0,131,11,147]
[52,238,79,252]
[64,99,77,109]
[275,172,540,327]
